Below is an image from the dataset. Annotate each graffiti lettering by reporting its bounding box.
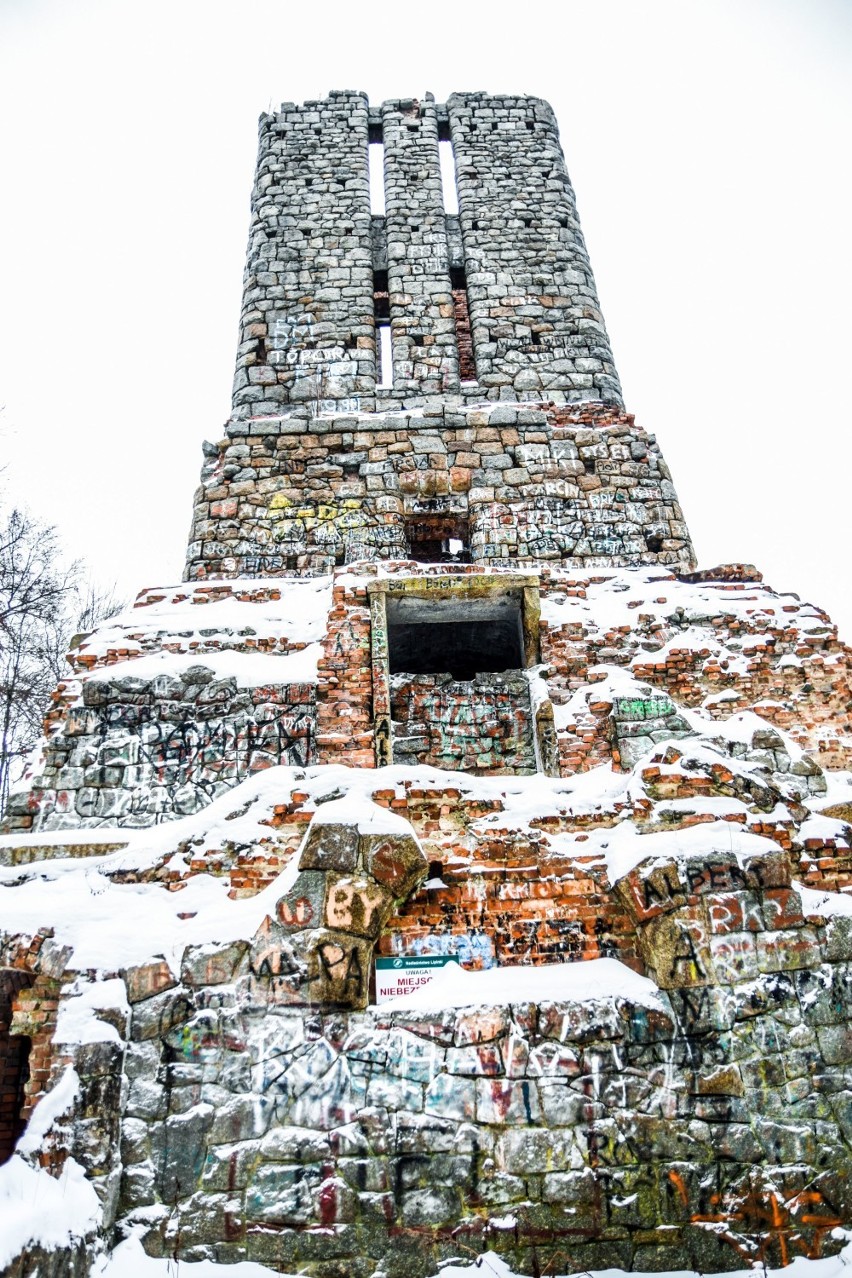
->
[670,927,705,981]
[317,941,363,997]
[277,897,314,927]
[74,705,316,820]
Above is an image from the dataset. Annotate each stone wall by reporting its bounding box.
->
[2,726,852,1274]
[447,92,621,403]
[390,671,536,773]
[117,842,852,1278]
[234,91,374,418]
[6,673,315,832]
[0,935,130,1278]
[3,578,330,836]
[187,403,694,580]
[232,92,621,418]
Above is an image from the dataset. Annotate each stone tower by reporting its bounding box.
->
[2,93,852,1278]
[187,90,691,583]
[5,92,699,829]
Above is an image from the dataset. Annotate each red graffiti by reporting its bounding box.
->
[276,896,314,926]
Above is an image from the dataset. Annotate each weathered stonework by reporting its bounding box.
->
[2,90,852,1278]
[117,860,852,1278]
[233,93,620,418]
[389,670,536,773]
[187,403,693,580]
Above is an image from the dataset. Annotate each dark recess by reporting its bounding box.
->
[405,514,469,564]
[0,971,31,1165]
[389,618,523,681]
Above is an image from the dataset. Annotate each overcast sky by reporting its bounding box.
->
[0,0,850,639]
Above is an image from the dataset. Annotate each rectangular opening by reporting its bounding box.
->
[439,139,459,215]
[373,270,392,388]
[389,618,522,681]
[373,270,389,320]
[450,267,476,383]
[404,513,469,564]
[377,326,393,389]
[388,593,524,682]
[369,140,386,215]
[0,972,31,1166]
[372,578,544,776]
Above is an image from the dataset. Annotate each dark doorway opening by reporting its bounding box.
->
[389,619,522,681]
[387,592,525,682]
[0,971,31,1164]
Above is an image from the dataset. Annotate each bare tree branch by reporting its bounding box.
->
[0,503,123,817]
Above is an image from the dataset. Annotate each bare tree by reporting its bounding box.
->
[0,505,121,817]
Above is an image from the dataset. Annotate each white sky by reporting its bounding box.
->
[0,0,850,638]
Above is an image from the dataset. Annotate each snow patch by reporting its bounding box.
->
[434,1238,852,1278]
[308,792,420,838]
[94,1232,286,1277]
[17,1064,81,1155]
[382,956,664,1012]
[796,883,852,919]
[88,576,333,651]
[85,644,322,687]
[54,978,130,1046]
[0,1153,100,1269]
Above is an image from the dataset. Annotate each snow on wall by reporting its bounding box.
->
[4,580,333,833]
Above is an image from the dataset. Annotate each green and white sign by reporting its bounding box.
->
[375,955,459,1004]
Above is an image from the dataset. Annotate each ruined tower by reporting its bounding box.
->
[188,89,690,583]
[2,93,852,1278]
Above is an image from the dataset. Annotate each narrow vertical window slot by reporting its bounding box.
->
[373,270,392,389]
[438,140,459,215]
[450,267,476,382]
[378,327,393,388]
[369,126,385,215]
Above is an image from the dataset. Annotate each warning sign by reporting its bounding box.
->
[375,955,460,1004]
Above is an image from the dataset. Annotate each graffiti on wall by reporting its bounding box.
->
[265,495,407,564]
[41,696,316,825]
[390,672,536,774]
